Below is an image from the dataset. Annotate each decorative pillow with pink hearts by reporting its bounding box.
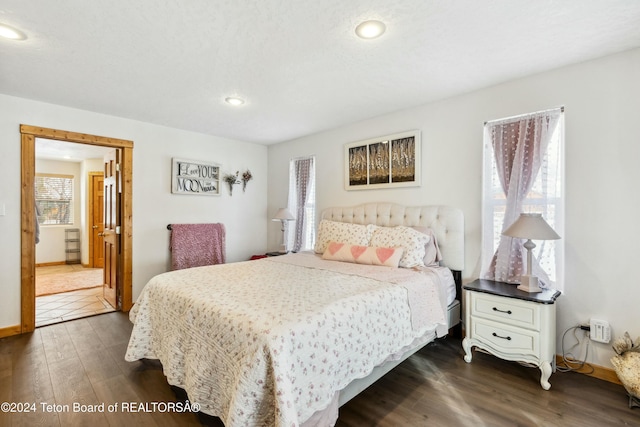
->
[321,242,404,267]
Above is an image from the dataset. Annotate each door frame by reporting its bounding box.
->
[20,124,133,333]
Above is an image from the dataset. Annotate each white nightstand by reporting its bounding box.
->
[462,279,560,390]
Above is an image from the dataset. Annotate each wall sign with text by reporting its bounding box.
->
[171,158,221,196]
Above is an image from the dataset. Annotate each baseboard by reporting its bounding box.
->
[35,261,66,267]
[36,261,91,268]
[0,324,22,339]
[556,355,621,385]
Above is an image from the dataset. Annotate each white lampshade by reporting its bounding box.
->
[502,213,559,293]
[272,208,295,253]
[502,213,560,241]
[272,208,295,221]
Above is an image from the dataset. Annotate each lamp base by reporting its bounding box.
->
[517,275,542,293]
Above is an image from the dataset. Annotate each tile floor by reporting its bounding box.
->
[36,267,115,327]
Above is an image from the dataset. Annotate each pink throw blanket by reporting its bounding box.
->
[170,223,226,270]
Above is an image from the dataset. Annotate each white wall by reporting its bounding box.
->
[267,48,640,368]
[0,94,268,328]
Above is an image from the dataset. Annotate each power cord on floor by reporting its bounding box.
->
[556,325,595,373]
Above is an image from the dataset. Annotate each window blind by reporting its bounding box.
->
[35,173,74,225]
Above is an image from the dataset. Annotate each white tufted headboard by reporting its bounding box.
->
[321,203,464,272]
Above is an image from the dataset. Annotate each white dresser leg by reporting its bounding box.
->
[539,361,552,390]
[462,338,473,363]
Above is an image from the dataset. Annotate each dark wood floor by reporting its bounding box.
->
[1,311,638,426]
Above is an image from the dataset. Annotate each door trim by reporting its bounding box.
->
[20,125,134,333]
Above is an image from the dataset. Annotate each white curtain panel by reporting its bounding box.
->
[482,108,562,286]
[287,156,315,252]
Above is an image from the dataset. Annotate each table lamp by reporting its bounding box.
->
[502,213,560,293]
[272,208,295,253]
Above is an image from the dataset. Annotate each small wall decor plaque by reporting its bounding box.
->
[171,158,221,196]
[344,130,421,190]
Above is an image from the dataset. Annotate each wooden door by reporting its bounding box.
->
[90,173,105,268]
[103,149,120,309]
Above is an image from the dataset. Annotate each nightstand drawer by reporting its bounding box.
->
[472,292,540,330]
[472,318,538,355]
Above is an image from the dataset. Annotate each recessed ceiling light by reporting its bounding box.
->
[225,97,245,106]
[0,23,27,41]
[355,20,386,39]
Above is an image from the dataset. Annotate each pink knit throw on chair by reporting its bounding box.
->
[170,223,226,270]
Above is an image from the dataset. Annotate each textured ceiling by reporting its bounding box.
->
[35,138,112,161]
[2,1,640,145]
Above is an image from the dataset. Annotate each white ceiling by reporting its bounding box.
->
[2,1,640,145]
[35,138,112,161]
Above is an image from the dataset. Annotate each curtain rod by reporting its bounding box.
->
[290,154,316,161]
[484,106,564,126]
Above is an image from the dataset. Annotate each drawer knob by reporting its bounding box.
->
[493,307,512,315]
[492,332,512,341]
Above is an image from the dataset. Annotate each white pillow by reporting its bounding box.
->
[314,220,374,254]
[370,226,429,268]
[412,226,442,267]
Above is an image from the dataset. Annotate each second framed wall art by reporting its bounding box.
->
[344,130,421,190]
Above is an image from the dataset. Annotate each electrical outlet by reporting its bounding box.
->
[589,319,611,343]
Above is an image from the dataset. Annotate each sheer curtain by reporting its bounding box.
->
[287,156,316,252]
[482,108,563,287]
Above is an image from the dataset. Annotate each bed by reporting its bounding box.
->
[125,203,464,426]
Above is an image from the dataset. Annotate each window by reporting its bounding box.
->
[287,156,316,252]
[35,173,75,225]
[481,108,564,290]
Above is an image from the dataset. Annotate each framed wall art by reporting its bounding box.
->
[171,158,221,196]
[344,130,421,190]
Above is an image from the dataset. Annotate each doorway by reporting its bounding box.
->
[33,141,113,327]
[20,125,133,334]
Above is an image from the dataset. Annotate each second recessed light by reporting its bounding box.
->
[225,97,245,106]
[355,20,386,39]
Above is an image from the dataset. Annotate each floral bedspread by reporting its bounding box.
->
[125,253,447,427]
